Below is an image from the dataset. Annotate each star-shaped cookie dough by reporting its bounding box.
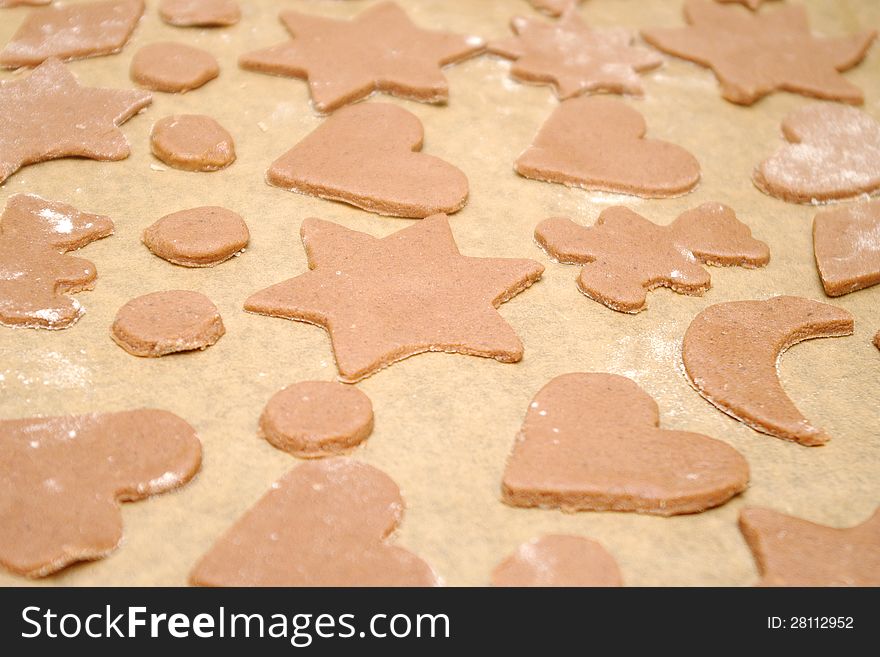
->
[642,0,877,105]
[489,12,662,98]
[244,214,544,382]
[0,58,151,184]
[739,507,880,586]
[239,1,485,113]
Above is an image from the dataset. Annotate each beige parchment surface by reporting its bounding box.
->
[0,0,878,587]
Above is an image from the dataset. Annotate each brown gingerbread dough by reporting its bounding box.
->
[0,1,51,7]
[110,290,225,357]
[130,42,219,93]
[142,206,249,267]
[158,0,239,27]
[190,458,439,586]
[492,535,623,587]
[813,199,880,297]
[502,373,749,516]
[875,331,880,351]
[0,409,201,577]
[150,114,235,172]
[682,296,854,445]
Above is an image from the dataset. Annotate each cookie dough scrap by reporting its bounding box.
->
[0,193,113,329]
[143,206,249,267]
[159,0,239,27]
[267,103,468,218]
[0,409,201,577]
[239,1,485,113]
[492,535,623,587]
[111,290,225,357]
[527,0,581,17]
[0,0,145,69]
[0,58,151,185]
[682,296,854,446]
[813,199,880,297]
[259,381,374,458]
[150,115,235,172]
[501,373,749,516]
[536,203,769,313]
[489,12,662,99]
[641,0,876,106]
[753,104,880,204]
[740,507,880,587]
[130,42,219,93]
[516,96,701,198]
[244,214,543,383]
[190,458,439,586]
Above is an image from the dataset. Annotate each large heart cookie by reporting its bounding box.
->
[516,96,700,198]
[502,373,749,516]
[267,103,468,218]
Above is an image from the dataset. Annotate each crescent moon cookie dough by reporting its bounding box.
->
[0,193,114,330]
[527,0,581,17]
[110,290,225,357]
[238,1,485,114]
[130,42,219,93]
[813,199,880,297]
[752,104,880,204]
[190,458,440,587]
[682,296,854,446]
[150,115,235,172]
[492,535,623,587]
[244,214,543,383]
[739,507,880,587]
[0,409,201,578]
[515,96,701,198]
[266,103,468,218]
[501,373,749,516]
[488,12,662,99]
[641,0,877,106]
[0,58,151,185]
[259,381,374,458]
[158,0,240,27]
[535,203,769,313]
[0,0,145,69]
[142,206,249,267]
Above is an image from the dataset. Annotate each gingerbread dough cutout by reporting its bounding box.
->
[0,193,114,329]
[527,0,581,17]
[813,199,880,297]
[641,0,876,106]
[0,409,201,577]
[536,203,769,313]
[682,296,854,446]
[740,507,880,587]
[489,12,662,99]
[130,42,219,93]
[239,2,485,113]
[492,535,623,587]
[111,290,225,357]
[150,115,235,172]
[159,0,239,27]
[143,206,248,267]
[259,381,374,458]
[190,458,439,586]
[753,104,880,204]
[516,96,701,198]
[245,214,543,383]
[502,373,749,516]
[0,0,145,69]
[267,103,468,218]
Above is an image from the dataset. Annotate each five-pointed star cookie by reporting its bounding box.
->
[641,0,877,105]
[489,12,662,98]
[0,58,151,185]
[244,214,544,382]
[239,1,486,113]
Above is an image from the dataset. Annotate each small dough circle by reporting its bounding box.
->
[111,290,225,357]
[259,381,374,457]
[159,0,241,27]
[150,115,235,172]
[143,206,249,267]
[130,42,219,93]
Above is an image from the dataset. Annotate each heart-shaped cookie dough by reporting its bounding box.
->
[266,102,468,218]
[516,96,700,198]
[502,373,749,515]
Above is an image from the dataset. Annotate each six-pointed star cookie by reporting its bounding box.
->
[239,1,485,113]
[642,0,877,105]
[0,58,152,184]
[244,214,544,382]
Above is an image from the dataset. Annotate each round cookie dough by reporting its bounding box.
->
[143,206,249,267]
[259,381,374,457]
[150,115,235,172]
[110,290,225,357]
[130,42,219,93]
[159,0,240,27]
